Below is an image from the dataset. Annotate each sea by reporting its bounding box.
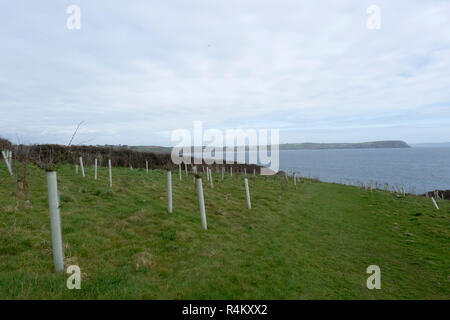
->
[278,147,450,193]
[211,147,450,193]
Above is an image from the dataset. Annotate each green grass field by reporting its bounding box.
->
[0,162,449,299]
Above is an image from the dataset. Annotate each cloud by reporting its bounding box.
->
[0,0,449,145]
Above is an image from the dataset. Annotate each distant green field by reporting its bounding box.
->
[130,145,172,154]
[0,162,448,299]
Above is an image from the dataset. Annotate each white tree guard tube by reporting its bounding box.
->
[167,171,173,213]
[94,158,98,180]
[253,168,256,177]
[230,167,233,177]
[209,169,214,188]
[294,173,297,186]
[108,159,112,188]
[431,197,439,210]
[184,162,188,175]
[244,178,251,209]
[196,178,207,230]
[222,167,225,180]
[46,171,64,273]
[206,167,210,181]
[2,150,12,175]
[244,168,247,176]
[179,164,182,180]
[3,149,8,163]
[146,160,149,173]
[79,157,85,177]
[2,150,13,176]
[7,150,12,171]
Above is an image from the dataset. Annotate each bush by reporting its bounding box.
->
[0,137,12,152]
[2,141,263,173]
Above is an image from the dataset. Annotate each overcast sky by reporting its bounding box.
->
[1,0,449,146]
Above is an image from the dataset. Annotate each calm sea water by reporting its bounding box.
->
[279,147,450,193]
[197,147,450,193]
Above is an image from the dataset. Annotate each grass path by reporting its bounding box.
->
[0,163,448,299]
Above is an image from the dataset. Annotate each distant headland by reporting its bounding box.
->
[129,140,410,153]
[278,140,411,150]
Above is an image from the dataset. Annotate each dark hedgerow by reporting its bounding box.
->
[0,137,12,152]
[10,143,263,173]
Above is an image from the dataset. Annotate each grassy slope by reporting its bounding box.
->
[0,163,448,299]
